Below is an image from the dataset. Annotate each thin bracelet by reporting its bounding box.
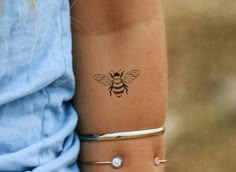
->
[79,126,165,141]
[79,156,167,169]
[79,156,124,169]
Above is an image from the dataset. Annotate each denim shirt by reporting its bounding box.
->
[0,0,80,171]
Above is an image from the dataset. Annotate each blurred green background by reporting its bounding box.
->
[163,0,236,171]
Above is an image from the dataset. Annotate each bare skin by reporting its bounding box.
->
[71,0,167,171]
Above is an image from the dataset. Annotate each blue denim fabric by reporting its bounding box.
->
[0,0,80,171]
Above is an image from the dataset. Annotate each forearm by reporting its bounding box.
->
[71,0,167,171]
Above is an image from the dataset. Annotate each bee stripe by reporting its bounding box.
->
[113,85,124,89]
[113,80,122,84]
[113,90,124,94]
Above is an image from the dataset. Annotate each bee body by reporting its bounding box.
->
[109,72,128,97]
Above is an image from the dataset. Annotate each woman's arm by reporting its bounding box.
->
[71,0,168,171]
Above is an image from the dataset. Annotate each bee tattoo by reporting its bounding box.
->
[93,69,140,97]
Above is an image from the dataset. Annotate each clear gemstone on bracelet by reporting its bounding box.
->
[111,156,123,169]
[154,157,160,166]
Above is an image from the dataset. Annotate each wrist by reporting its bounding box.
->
[78,135,165,172]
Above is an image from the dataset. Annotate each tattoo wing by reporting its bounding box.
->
[93,74,113,86]
[122,69,140,84]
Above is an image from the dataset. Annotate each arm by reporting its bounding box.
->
[71,0,168,171]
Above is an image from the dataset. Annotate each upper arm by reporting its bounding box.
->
[71,0,163,34]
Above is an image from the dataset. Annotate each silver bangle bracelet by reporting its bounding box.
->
[79,126,165,141]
